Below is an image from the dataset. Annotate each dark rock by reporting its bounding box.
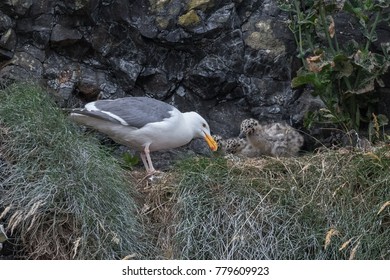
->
[190,3,237,36]
[0,52,42,84]
[0,49,13,61]
[32,31,51,49]
[0,11,15,60]
[0,28,16,60]
[0,65,31,85]
[30,0,55,16]
[50,24,83,45]
[10,52,43,75]
[288,89,324,125]
[33,14,55,32]
[19,44,46,62]
[185,55,233,99]
[208,100,252,137]
[0,0,33,16]
[137,69,173,100]
[15,18,34,33]
[42,51,126,106]
[89,26,114,56]
[76,66,106,98]
[115,58,143,87]
[0,11,14,32]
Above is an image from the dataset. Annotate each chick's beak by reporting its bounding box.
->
[204,133,218,151]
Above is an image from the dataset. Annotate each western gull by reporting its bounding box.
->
[70,96,218,174]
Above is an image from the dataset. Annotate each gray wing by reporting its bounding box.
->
[74,97,176,128]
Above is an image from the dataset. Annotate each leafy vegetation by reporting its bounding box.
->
[122,152,140,170]
[279,0,390,141]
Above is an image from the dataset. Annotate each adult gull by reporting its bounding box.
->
[70,96,218,174]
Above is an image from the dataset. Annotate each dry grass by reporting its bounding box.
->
[138,150,390,259]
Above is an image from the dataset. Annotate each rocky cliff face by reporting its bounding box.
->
[0,0,316,136]
[0,0,388,145]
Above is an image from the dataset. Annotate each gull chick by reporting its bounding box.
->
[265,123,304,157]
[213,135,248,155]
[239,118,303,157]
[239,118,273,156]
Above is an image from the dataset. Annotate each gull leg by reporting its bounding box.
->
[143,144,156,174]
[140,152,150,173]
[140,152,155,174]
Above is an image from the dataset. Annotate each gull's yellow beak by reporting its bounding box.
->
[204,133,218,151]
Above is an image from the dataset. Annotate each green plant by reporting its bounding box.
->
[122,152,140,170]
[279,0,390,140]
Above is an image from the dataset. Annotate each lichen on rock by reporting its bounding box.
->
[188,0,214,11]
[244,20,286,55]
[178,10,200,27]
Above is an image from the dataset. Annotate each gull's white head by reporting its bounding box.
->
[184,112,218,151]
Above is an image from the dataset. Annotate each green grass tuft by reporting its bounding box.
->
[0,83,153,259]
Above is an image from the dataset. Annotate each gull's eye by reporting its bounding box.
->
[202,123,207,128]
